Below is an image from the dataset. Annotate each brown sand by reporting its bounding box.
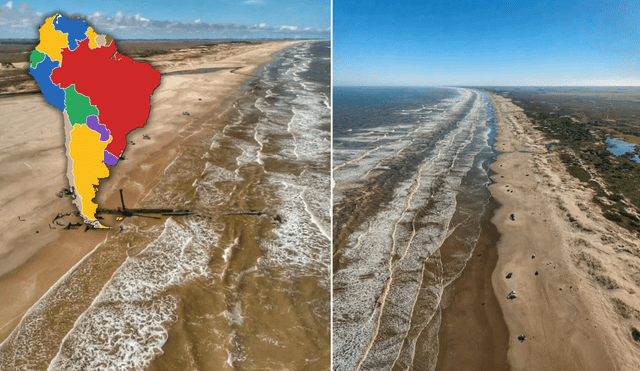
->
[0,40,302,343]
[489,94,640,370]
[436,199,509,371]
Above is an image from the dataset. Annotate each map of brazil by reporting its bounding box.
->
[29,13,161,228]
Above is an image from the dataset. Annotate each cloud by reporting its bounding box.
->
[0,2,38,29]
[0,2,329,39]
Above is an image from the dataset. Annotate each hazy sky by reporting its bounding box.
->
[0,0,329,39]
[335,0,640,86]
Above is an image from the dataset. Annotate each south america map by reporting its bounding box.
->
[29,13,161,228]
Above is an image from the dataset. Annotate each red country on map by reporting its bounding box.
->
[51,38,161,159]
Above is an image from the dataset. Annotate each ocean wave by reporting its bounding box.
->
[333,89,494,370]
[48,218,219,371]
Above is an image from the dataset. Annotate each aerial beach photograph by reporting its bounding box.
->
[0,1,330,370]
[333,1,640,370]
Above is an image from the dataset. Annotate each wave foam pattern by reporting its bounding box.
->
[48,218,218,371]
[333,89,494,371]
[255,43,331,280]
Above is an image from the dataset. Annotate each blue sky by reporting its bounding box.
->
[0,0,329,39]
[335,0,640,86]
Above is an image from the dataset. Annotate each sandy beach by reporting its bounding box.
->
[0,39,317,362]
[489,93,640,370]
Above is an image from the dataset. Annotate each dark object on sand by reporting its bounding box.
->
[95,189,193,221]
[632,328,640,343]
[183,111,190,115]
[510,213,515,221]
[18,216,25,221]
[507,290,517,300]
[2,62,15,69]
[506,273,512,279]
[535,271,539,276]
[532,254,536,259]
[518,334,526,342]
[36,230,39,234]
[225,211,267,216]
[198,98,202,101]
[56,188,74,198]
[143,134,151,140]
[129,140,135,145]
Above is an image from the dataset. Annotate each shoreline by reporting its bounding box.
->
[0,40,302,344]
[487,93,640,370]
[435,91,509,370]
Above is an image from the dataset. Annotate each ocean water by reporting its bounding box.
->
[0,41,330,371]
[332,87,496,371]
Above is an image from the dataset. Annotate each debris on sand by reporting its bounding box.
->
[143,134,151,140]
[518,334,526,342]
[507,290,517,300]
[535,270,539,276]
[55,188,74,198]
[183,111,190,116]
[510,213,516,221]
[506,273,513,279]
[129,140,135,145]
[632,328,640,343]
[532,254,536,259]
[18,216,25,221]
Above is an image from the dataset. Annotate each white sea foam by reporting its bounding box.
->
[223,302,244,326]
[253,42,330,283]
[333,90,494,371]
[48,218,219,371]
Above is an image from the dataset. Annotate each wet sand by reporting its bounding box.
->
[489,94,640,370]
[435,198,509,371]
[0,40,327,370]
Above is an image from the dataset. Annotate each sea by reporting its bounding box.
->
[0,41,331,370]
[332,86,497,371]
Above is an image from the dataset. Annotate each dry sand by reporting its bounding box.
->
[0,40,302,342]
[489,94,640,370]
